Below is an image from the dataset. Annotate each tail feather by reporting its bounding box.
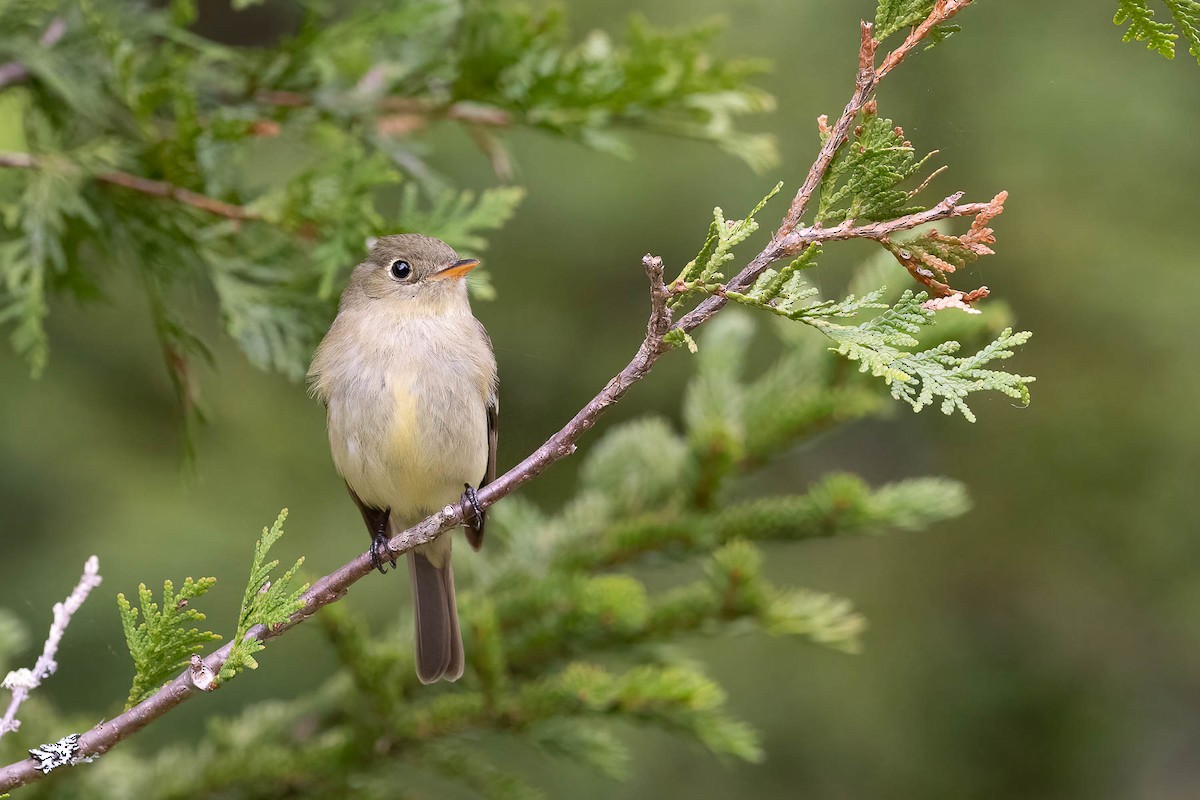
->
[408,549,464,683]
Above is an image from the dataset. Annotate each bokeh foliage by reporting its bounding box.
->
[0,304,992,798]
[0,0,774,427]
[6,0,1191,798]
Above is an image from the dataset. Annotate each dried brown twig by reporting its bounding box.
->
[0,2,999,791]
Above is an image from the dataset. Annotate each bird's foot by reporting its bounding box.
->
[461,484,483,534]
[369,530,397,575]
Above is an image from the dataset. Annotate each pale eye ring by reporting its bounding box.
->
[390,260,412,280]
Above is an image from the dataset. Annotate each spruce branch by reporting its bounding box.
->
[0,557,101,739]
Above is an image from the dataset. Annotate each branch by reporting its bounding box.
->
[0,253,679,791]
[789,192,990,246]
[0,3,990,791]
[256,91,512,128]
[0,557,101,739]
[677,1,978,334]
[0,152,263,223]
[0,18,66,91]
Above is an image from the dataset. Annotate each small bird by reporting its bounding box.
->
[308,234,498,683]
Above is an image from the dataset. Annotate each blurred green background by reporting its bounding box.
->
[3,1,1199,798]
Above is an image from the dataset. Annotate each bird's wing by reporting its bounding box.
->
[346,481,389,539]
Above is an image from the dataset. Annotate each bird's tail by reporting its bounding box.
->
[407,543,464,684]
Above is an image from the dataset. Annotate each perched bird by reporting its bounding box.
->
[308,234,498,683]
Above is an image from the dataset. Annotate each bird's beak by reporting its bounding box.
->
[430,258,480,281]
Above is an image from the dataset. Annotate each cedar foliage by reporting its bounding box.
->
[0,303,995,798]
[0,0,1041,796]
[1114,0,1200,63]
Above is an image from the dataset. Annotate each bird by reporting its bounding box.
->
[308,234,498,683]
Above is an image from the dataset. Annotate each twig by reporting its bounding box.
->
[678,1,977,334]
[0,152,263,223]
[876,0,971,79]
[256,91,512,127]
[0,557,102,739]
[787,192,991,247]
[0,18,66,91]
[0,4,993,791]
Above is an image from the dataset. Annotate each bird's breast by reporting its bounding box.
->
[323,315,493,522]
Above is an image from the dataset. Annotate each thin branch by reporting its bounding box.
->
[0,17,66,91]
[776,20,880,237]
[0,3,993,791]
[0,152,263,222]
[678,1,977,334]
[256,91,512,127]
[0,557,102,739]
[787,192,991,247]
[876,0,971,79]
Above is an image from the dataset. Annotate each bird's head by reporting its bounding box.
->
[344,234,480,313]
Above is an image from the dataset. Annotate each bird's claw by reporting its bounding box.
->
[462,484,483,533]
[370,531,396,575]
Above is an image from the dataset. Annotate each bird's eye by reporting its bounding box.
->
[390,260,412,280]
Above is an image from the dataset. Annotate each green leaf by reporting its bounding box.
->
[1115,0,1184,59]
[815,107,939,225]
[1164,0,1200,62]
[670,182,782,307]
[211,258,325,380]
[874,0,960,46]
[219,510,308,681]
[118,577,221,709]
[818,290,1034,422]
[396,184,525,254]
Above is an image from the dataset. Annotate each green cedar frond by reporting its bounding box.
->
[1115,0,1200,63]
[817,290,1034,422]
[815,108,939,225]
[117,577,221,709]
[457,11,777,170]
[219,510,308,681]
[142,273,211,464]
[726,245,890,321]
[0,142,114,375]
[211,259,324,380]
[874,1,961,46]
[396,183,526,265]
[670,182,783,309]
[1165,0,1200,61]
[875,0,936,39]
